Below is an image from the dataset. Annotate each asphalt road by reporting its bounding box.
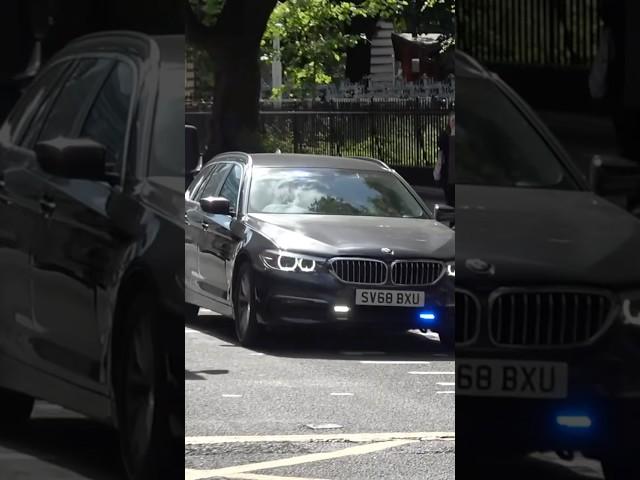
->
[0,401,123,479]
[185,310,455,480]
[185,310,608,480]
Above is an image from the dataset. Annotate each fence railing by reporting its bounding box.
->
[458,0,601,68]
[186,99,451,170]
[260,109,448,169]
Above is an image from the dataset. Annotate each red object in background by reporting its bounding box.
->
[392,33,444,81]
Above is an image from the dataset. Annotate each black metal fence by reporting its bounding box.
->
[259,99,450,169]
[457,0,602,112]
[458,0,601,68]
[186,99,451,185]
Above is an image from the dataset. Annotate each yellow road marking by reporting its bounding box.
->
[223,473,329,480]
[186,439,416,479]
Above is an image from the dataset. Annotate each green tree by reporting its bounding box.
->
[261,0,408,97]
[186,0,453,157]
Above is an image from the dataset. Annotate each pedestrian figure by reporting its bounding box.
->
[434,112,455,207]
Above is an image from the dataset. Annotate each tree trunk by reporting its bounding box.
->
[185,0,278,160]
[207,43,263,157]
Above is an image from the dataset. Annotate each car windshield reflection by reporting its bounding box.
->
[456,77,578,190]
[249,167,428,219]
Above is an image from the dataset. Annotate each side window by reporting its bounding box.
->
[187,164,215,200]
[6,62,69,144]
[37,58,113,142]
[196,163,232,201]
[80,62,134,175]
[219,164,242,212]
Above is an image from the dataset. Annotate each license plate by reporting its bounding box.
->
[355,289,425,307]
[456,359,568,399]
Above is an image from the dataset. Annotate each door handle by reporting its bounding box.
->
[185,213,189,224]
[201,221,209,231]
[40,197,56,214]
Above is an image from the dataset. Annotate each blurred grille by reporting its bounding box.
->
[489,290,613,347]
[391,260,444,286]
[330,258,388,285]
[456,290,481,345]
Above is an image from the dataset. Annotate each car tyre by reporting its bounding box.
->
[0,387,34,430]
[116,292,179,480]
[233,262,263,347]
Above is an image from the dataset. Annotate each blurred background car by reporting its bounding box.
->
[0,32,184,480]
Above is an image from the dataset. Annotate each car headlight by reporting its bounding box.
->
[446,261,455,277]
[259,250,324,273]
[622,291,640,326]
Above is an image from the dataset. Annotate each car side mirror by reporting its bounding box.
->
[590,154,640,198]
[34,137,116,183]
[200,196,231,216]
[434,203,455,225]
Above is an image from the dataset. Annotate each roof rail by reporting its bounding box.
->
[349,156,392,170]
[211,151,251,164]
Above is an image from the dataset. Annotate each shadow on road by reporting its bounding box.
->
[187,312,453,362]
[0,411,123,480]
[185,369,230,380]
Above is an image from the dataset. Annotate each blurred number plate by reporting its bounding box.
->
[456,359,568,399]
[355,289,425,307]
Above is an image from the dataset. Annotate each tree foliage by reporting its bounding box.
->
[261,0,408,97]
[188,0,455,99]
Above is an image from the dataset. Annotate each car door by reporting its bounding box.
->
[0,61,71,364]
[198,162,244,307]
[28,58,136,388]
[185,162,216,296]
[188,162,233,306]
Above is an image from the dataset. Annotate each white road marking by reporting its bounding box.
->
[222,394,243,398]
[187,439,417,478]
[408,371,454,375]
[436,391,455,394]
[249,353,265,356]
[185,432,455,444]
[329,392,354,396]
[359,360,431,365]
[436,382,455,386]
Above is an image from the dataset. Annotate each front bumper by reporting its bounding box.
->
[252,266,455,334]
[456,323,640,455]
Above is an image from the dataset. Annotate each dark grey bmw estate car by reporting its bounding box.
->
[455,51,640,479]
[185,153,455,347]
